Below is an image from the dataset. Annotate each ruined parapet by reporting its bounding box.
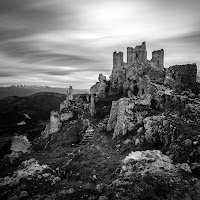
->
[151,49,164,69]
[42,110,62,138]
[90,84,97,116]
[166,64,197,91]
[66,86,73,107]
[90,94,96,116]
[60,86,74,110]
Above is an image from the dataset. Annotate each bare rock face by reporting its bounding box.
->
[9,135,31,161]
[60,111,73,122]
[111,150,193,200]
[107,95,151,138]
[60,100,68,111]
[49,111,62,133]
[42,111,62,138]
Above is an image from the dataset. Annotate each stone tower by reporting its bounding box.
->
[151,49,164,69]
[127,47,135,64]
[127,42,147,64]
[113,51,123,68]
[135,42,147,63]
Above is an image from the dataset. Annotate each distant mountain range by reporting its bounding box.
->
[0,92,66,126]
[0,85,89,99]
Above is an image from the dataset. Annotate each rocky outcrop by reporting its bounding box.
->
[9,135,31,161]
[0,158,60,190]
[111,150,193,200]
[121,150,191,176]
[107,95,151,138]
[41,110,62,138]
[60,111,73,123]
[89,74,108,116]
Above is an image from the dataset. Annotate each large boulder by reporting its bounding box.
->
[107,95,151,138]
[111,150,194,200]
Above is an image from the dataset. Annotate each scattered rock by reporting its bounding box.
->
[0,158,49,187]
[60,111,73,122]
[60,188,75,195]
[19,191,28,199]
[98,196,108,200]
[124,139,132,145]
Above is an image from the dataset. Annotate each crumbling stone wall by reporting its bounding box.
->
[167,64,197,91]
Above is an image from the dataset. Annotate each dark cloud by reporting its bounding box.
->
[161,31,200,46]
[0,0,76,42]
[0,40,97,66]
[43,70,74,76]
[0,72,16,77]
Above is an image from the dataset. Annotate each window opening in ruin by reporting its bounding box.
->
[142,89,145,95]
[158,60,159,65]
[133,85,139,96]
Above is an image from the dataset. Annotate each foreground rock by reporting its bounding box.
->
[0,158,50,187]
[111,150,198,200]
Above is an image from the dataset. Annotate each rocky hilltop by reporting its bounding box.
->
[1,42,200,200]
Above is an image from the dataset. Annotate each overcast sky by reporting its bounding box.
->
[0,0,200,89]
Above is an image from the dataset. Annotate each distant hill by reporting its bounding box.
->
[0,92,66,126]
[0,85,89,99]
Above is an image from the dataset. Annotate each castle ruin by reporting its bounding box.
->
[110,42,164,96]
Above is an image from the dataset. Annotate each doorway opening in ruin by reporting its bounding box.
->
[158,60,159,65]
